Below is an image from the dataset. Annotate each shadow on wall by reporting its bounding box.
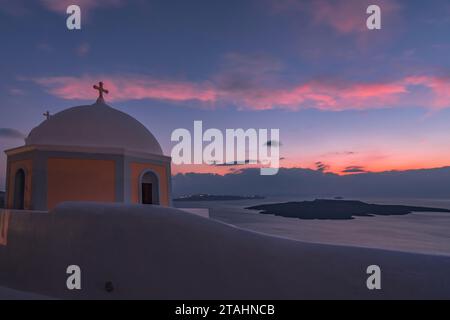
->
[0,209,10,246]
[0,191,5,209]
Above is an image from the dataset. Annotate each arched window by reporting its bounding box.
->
[140,171,160,205]
[13,169,25,210]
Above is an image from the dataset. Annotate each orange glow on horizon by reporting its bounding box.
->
[171,155,450,176]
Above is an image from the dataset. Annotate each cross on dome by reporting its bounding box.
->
[93,81,109,103]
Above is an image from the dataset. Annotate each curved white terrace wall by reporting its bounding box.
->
[0,203,450,299]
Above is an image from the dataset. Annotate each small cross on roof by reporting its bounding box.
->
[93,81,109,102]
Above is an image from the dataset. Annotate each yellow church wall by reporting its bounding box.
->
[47,158,116,210]
[130,162,170,206]
[7,159,33,210]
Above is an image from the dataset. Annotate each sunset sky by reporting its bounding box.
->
[1,0,450,189]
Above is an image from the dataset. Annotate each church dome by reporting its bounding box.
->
[26,99,163,155]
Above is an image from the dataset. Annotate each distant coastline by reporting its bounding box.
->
[174,194,265,202]
[247,199,450,220]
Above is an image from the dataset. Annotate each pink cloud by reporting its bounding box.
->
[341,83,407,99]
[404,76,450,109]
[267,0,401,35]
[227,80,408,111]
[33,75,217,103]
[31,73,450,112]
[312,0,368,34]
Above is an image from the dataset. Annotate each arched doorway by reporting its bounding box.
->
[13,169,25,210]
[140,170,160,205]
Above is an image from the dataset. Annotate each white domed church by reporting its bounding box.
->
[4,82,172,210]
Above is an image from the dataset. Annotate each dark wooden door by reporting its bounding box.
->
[142,183,153,204]
[13,169,25,210]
